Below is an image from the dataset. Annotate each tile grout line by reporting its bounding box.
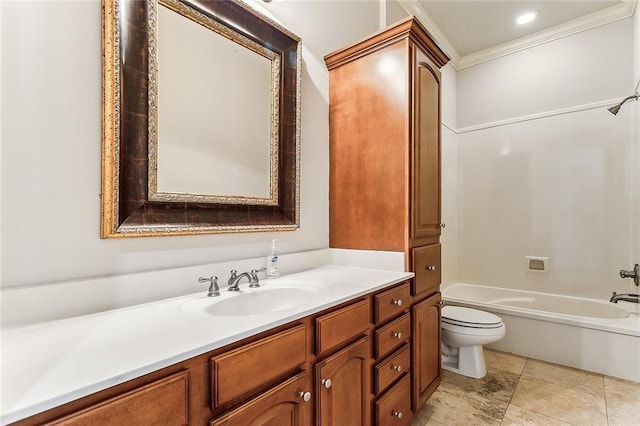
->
[603,374,611,426]
[499,355,528,425]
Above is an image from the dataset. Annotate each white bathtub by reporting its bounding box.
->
[442,283,640,382]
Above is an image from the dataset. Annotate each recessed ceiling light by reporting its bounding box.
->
[516,11,539,25]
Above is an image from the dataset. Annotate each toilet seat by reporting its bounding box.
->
[442,306,504,329]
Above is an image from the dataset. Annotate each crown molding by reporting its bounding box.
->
[397,0,460,66]
[400,0,636,71]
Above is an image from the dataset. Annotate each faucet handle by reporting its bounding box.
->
[198,276,220,297]
[249,267,266,288]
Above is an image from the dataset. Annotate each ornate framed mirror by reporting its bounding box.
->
[101,0,301,238]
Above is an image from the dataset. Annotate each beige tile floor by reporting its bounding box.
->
[412,350,640,426]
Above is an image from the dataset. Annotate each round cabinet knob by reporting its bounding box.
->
[392,332,402,340]
[322,378,332,389]
[392,299,402,307]
[393,411,403,419]
[440,223,446,228]
[299,391,311,402]
[392,364,402,373]
[426,265,436,271]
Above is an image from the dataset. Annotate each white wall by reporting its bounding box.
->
[455,18,636,299]
[457,18,634,128]
[0,0,381,288]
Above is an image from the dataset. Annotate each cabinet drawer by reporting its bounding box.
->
[374,282,410,324]
[209,372,312,426]
[47,371,188,426]
[374,374,411,426]
[211,324,307,408]
[412,244,441,296]
[316,298,370,355]
[374,313,410,359]
[374,345,410,395]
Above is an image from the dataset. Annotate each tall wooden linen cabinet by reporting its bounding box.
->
[324,16,450,416]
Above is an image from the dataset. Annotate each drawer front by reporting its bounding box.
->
[374,345,410,395]
[47,371,188,426]
[412,244,441,296]
[211,324,307,408]
[316,298,370,355]
[375,313,410,359]
[374,374,411,426]
[374,282,410,325]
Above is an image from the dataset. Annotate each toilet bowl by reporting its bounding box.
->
[441,306,506,379]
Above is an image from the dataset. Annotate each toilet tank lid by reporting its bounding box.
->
[442,306,503,325]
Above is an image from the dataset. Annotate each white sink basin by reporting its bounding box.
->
[207,288,315,316]
[180,286,318,317]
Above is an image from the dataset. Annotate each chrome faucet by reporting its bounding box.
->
[227,267,266,291]
[619,264,639,287]
[198,276,220,297]
[609,292,639,304]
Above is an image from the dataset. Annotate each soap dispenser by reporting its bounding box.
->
[266,239,280,278]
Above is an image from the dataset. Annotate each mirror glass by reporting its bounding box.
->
[153,2,278,204]
[101,0,301,237]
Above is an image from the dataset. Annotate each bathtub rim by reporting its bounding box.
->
[442,282,640,338]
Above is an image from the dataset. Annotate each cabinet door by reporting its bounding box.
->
[46,371,188,426]
[411,244,441,296]
[411,45,442,240]
[210,372,312,426]
[315,337,370,426]
[411,292,441,411]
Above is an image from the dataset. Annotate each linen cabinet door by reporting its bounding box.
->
[315,337,371,426]
[411,46,442,240]
[412,292,442,410]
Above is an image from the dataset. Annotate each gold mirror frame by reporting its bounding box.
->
[101,0,301,238]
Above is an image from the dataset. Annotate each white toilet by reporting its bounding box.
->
[441,306,506,379]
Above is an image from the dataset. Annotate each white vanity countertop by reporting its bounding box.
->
[1,265,413,424]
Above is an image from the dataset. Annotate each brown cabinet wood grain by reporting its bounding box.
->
[210,324,307,408]
[375,313,411,359]
[374,374,412,426]
[315,298,370,355]
[45,371,188,426]
[325,18,447,416]
[325,17,448,253]
[374,282,410,324]
[412,244,442,297]
[412,292,442,410]
[209,372,312,426]
[315,337,371,426]
[411,48,442,241]
[373,345,410,395]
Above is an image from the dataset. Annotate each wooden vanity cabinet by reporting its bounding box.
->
[325,16,449,416]
[324,16,449,252]
[13,285,421,426]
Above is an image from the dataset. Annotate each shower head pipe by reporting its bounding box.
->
[608,79,640,115]
[607,94,639,115]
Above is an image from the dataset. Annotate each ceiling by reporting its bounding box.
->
[407,0,636,67]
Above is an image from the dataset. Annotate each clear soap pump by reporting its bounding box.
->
[266,239,280,278]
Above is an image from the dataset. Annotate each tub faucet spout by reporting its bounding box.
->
[609,292,639,304]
